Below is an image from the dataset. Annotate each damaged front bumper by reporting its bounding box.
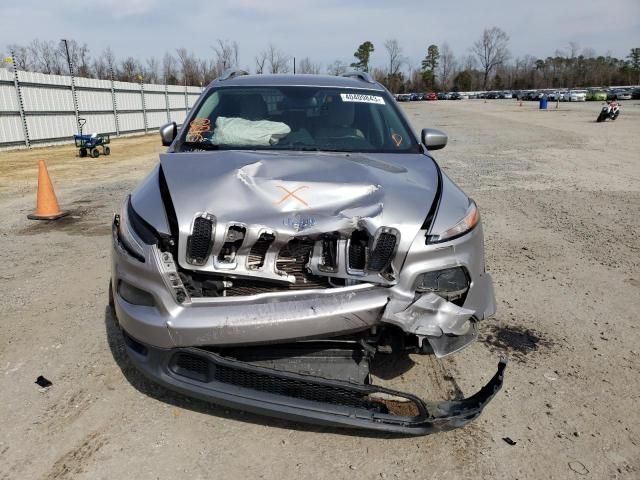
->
[112,221,495,358]
[122,331,507,435]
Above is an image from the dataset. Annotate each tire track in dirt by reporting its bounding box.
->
[45,430,109,480]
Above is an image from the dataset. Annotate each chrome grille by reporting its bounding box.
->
[367,232,397,272]
[187,216,213,264]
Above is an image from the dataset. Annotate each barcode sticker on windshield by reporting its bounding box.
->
[340,93,385,105]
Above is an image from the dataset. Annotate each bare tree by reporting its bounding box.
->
[438,42,456,91]
[92,56,108,79]
[162,52,179,84]
[254,51,267,74]
[265,44,290,73]
[145,57,160,83]
[384,39,404,77]
[212,39,239,73]
[118,56,142,82]
[471,27,510,89]
[326,60,348,76]
[297,57,321,74]
[176,48,201,85]
[8,44,34,70]
[384,39,405,92]
[28,39,63,75]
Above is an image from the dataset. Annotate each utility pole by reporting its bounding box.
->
[62,39,80,132]
[293,57,296,74]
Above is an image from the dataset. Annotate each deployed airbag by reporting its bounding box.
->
[211,117,291,146]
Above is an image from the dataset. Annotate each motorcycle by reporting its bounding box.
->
[596,101,620,122]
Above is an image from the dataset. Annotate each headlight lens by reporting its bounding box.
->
[427,200,479,244]
[117,196,157,261]
[416,266,470,301]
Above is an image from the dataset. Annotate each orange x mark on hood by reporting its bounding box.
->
[273,186,309,208]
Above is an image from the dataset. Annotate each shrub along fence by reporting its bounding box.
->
[0,67,202,150]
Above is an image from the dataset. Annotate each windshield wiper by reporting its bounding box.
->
[181,141,220,151]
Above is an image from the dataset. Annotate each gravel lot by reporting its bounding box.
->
[1,99,638,479]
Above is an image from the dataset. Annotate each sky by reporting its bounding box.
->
[1,0,639,71]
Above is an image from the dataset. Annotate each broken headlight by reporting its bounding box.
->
[416,267,470,301]
[117,196,157,261]
[427,200,479,244]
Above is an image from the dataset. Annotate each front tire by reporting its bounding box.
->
[596,112,607,122]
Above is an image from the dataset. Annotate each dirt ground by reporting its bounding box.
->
[1,99,638,479]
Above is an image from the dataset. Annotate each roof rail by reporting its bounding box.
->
[217,69,250,81]
[342,71,376,84]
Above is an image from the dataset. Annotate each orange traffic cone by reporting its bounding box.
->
[27,160,69,220]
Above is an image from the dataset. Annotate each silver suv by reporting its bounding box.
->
[110,70,505,434]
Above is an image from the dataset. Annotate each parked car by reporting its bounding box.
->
[396,93,412,102]
[632,88,640,100]
[109,70,504,434]
[486,91,499,99]
[449,92,463,100]
[500,91,513,99]
[610,89,632,100]
[424,92,437,101]
[437,92,448,100]
[567,90,587,102]
[586,90,608,101]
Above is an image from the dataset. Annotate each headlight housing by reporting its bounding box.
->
[427,200,479,244]
[116,196,158,261]
[416,266,470,301]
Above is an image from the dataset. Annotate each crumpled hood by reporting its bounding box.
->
[159,150,439,272]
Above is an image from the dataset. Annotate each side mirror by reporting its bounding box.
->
[160,122,178,146]
[421,128,448,151]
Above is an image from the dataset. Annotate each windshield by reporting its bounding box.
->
[177,86,419,153]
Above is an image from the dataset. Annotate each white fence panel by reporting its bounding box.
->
[119,112,145,132]
[0,84,18,111]
[27,114,76,140]
[168,93,185,109]
[172,110,187,125]
[21,86,74,112]
[77,89,113,111]
[147,110,168,129]
[145,92,166,110]
[116,91,142,111]
[82,113,116,134]
[0,116,25,143]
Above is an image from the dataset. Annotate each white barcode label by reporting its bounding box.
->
[340,93,385,104]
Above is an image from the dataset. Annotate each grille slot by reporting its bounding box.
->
[319,236,338,272]
[187,216,213,265]
[367,232,397,271]
[218,226,246,263]
[348,230,369,271]
[247,233,275,269]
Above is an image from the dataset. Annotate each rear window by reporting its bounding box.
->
[178,86,419,154]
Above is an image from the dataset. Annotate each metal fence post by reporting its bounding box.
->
[10,49,30,148]
[165,81,171,123]
[110,67,120,136]
[184,83,189,114]
[140,77,148,134]
[62,39,80,132]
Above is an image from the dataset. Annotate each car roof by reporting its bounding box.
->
[208,73,386,91]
